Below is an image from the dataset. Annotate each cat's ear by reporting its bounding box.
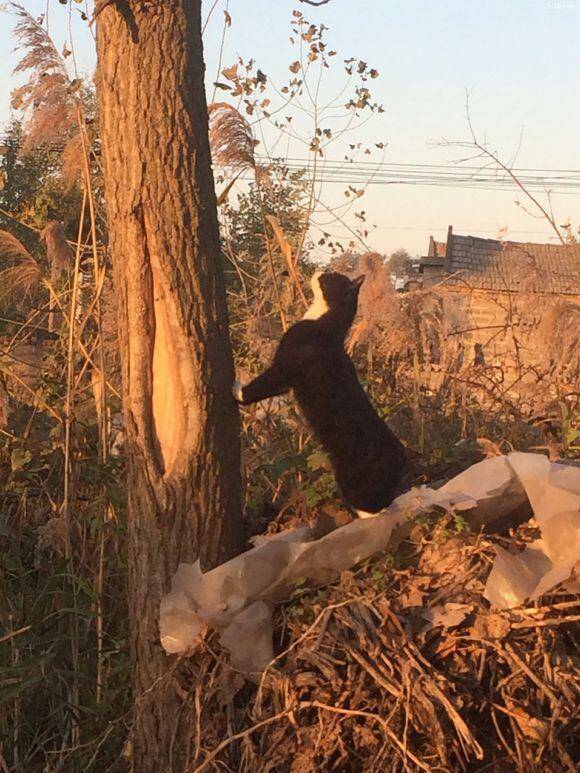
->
[351,274,365,291]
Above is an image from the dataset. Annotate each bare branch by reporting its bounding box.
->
[436,92,566,244]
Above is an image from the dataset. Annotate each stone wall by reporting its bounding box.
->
[411,287,580,408]
[438,289,578,368]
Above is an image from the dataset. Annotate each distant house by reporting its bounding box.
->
[419,226,580,295]
[414,226,580,382]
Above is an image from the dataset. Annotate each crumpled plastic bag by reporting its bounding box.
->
[160,452,580,671]
[484,452,580,608]
[436,453,528,529]
[160,513,411,664]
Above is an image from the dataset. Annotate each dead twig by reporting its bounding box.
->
[190,708,293,773]
[510,614,580,630]
[301,700,431,771]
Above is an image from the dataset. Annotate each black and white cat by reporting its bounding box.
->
[233,271,407,518]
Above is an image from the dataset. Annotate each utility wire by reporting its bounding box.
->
[2,135,579,193]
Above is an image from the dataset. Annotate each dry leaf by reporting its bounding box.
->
[470,611,511,640]
[422,602,472,631]
[265,215,307,305]
[221,63,238,81]
[508,705,549,743]
[399,586,424,608]
[266,215,292,264]
[0,389,7,430]
[419,536,466,577]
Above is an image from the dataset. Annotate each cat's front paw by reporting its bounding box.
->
[232,379,246,403]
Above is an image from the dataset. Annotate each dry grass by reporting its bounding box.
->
[61,133,85,189]
[0,230,42,307]
[208,102,257,172]
[180,517,579,772]
[538,301,580,379]
[215,247,579,769]
[8,2,76,152]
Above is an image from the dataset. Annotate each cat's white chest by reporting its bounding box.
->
[302,271,329,320]
[302,297,329,320]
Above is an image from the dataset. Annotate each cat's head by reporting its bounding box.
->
[303,270,364,321]
[316,269,364,301]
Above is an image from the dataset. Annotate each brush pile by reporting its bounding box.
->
[187,515,579,772]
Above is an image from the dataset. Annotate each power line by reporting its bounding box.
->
[272,156,580,174]
[239,171,580,195]
[252,156,580,195]
[3,134,579,194]
[264,157,580,184]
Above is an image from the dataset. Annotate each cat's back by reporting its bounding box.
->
[285,323,371,417]
[275,318,344,370]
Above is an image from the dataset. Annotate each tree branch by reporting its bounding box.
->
[436,92,566,245]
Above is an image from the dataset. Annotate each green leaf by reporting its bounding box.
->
[453,514,471,534]
[307,450,332,472]
[303,486,322,508]
[263,452,307,480]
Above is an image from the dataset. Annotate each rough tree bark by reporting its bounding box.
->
[96,2,243,768]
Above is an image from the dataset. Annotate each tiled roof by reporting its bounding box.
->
[423,231,580,295]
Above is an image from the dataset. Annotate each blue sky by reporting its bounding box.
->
[1,0,579,255]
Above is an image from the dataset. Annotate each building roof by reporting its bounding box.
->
[420,228,580,295]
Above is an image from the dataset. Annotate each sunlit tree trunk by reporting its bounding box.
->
[96,2,243,768]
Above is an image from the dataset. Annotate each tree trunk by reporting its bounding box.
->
[96,2,243,768]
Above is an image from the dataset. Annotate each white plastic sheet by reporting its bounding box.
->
[484,453,580,608]
[160,453,580,671]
